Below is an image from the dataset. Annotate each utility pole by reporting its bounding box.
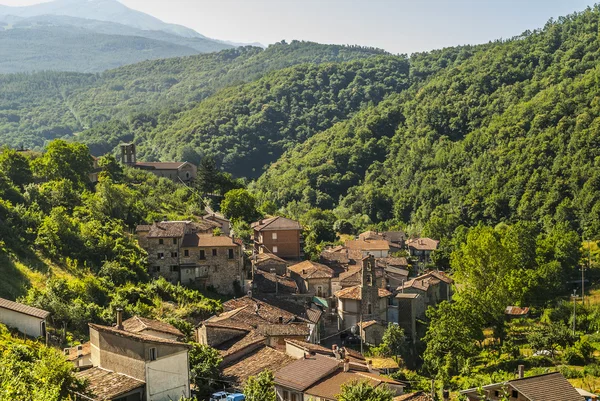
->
[571,290,580,336]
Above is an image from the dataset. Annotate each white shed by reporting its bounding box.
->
[0,298,50,338]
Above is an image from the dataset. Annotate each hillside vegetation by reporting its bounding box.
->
[253,6,600,239]
[0,42,390,151]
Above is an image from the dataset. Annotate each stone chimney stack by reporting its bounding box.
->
[343,358,350,372]
[116,308,124,330]
[518,364,525,379]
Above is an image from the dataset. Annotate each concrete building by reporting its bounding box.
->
[252,216,303,260]
[120,143,197,184]
[0,298,49,339]
[75,311,190,401]
[136,220,244,295]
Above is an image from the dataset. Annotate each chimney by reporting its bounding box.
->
[367,360,373,372]
[116,308,123,330]
[77,345,83,359]
[343,358,350,372]
[518,365,525,379]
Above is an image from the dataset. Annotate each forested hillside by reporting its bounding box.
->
[92,56,410,176]
[0,42,389,150]
[253,6,600,238]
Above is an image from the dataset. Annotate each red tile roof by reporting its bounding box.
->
[65,342,91,361]
[335,286,391,300]
[181,233,240,248]
[505,306,530,316]
[253,270,298,294]
[222,345,294,386]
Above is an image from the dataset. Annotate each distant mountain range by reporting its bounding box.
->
[0,0,258,73]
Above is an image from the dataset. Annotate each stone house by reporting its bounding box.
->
[65,342,93,370]
[120,143,197,184]
[359,230,406,252]
[252,216,303,260]
[136,220,244,295]
[0,298,49,339]
[345,239,390,258]
[253,252,291,276]
[397,271,453,308]
[203,212,231,236]
[390,293,425,343]
[460,371,582,401]
[406,237,439,264]
[253,269,298,296]
[75,311,191,401]
[334,256,392,332]
[287,260,335,298]
[359,320,386,345]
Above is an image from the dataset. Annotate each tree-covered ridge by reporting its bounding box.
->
[253,6,600,238]
[0,41,390,151]
[124,56,410,176]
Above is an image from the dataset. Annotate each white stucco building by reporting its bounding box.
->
[0,298,49,338]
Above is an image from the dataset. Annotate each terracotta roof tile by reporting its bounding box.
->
[288,260,334,279]
[345,239,390,251]
[222,345,294,386]
[256,323,309,337]
[359,320,379,329]
[75,367,144,401]
[254,252,290,265]
[274,353,341,391]
[220,331,266,358]
[284,339,333,356]
[0,298,50,319]
[122,316,183,338]
[304,370,380,400]
[133,161,188,170]
[505,306,530,316]
[335,286,391,300]
[406,237,439,251]
[252,216,302,232]
[508,372,582,401]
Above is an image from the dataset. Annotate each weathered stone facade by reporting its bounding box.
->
[136,221,244,295]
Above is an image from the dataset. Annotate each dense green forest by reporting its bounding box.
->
[0,41,390,152]
[253,6,600,240]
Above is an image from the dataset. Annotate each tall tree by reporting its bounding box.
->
[244,369,276,401]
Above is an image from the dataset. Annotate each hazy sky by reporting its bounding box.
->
[0,0,595,54]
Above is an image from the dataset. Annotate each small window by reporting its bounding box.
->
[157,253,164,259]
[512,390,518,398]
[228,249,234,259]
[173,238,177,245]
[212,249,217,256]
[273,246,278,253]
[317,286,323,297]
[184,250,189,257]
[494,391,499,397]
[154,266,160,273]
[171,266,179,272]
[272,232,278,240]
[171,252,178,258]
[367,303,372,315]
[159,239,164,245]
[200,250,206,260]
[149,347,157,361]
[283,391,289,401]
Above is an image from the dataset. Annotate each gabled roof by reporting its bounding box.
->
[507,372,582,401]
[461,372,583,401]
[89,324,190,347]
[75,367,145,401]
[304,369,403,400]
[0,298,50,319]
[397,271,453,292]
[288,260,334,279]
[376,257,409,268]
[334,286,391,300]
[358,231,385,241]
[406,237,439,251]
[257,323,310,337]
[254,252,290,266]
[285,339,333,356]
[345,239,390,251]
[141,221,188,238]
[222,345,294,386]
[251,216,302,232]
[219,331,266,358]
[122,316,183,338]
[133,161,191,170]
[274,353,341,391]
[359,320,379,329]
